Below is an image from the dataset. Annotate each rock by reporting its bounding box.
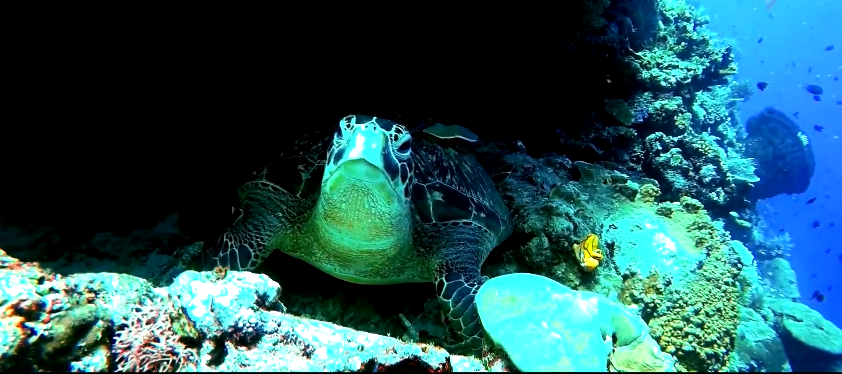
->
[760,258,800,299]
[476,272,673,372]
[728,307,791,372]
[166,270,285,337]
[602,203,705,282]
[609,333,676,372]
[768,299,842,372]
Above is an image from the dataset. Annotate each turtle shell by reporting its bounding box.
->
[409,134,513,244]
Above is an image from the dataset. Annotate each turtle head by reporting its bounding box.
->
[322,114,413,201]
[316,115,414,252]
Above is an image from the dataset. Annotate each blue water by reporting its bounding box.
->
[701,0,841,328]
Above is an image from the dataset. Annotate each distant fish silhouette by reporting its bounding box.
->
[811,290,825,302]
[806,197,817,204]
[805,85,824,94]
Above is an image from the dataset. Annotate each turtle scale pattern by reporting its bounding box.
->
[198,114,513,353]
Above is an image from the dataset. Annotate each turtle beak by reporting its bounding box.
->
[345,126,388,173]
[324,121,399,186]
[322,117,405,201]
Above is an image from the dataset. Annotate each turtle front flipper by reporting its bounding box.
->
[437,263,487,354]
[201,179,300,272]
[432,225,496,354]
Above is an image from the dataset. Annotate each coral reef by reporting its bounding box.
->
[475,272,675,372]
[490,155,747,372]
[632,0,734,94]
[600,183,742,372]
[0,249,508,372]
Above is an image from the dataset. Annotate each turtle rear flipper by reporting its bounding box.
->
[201,179,298,271]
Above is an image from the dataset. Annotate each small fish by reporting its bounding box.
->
[779,228,786,232]
[831,222,836,227]
[811,290,826,302]
[805,84,824,94]
[814,126,824,132]
[813,220,821,228]
[829,286,834,291]
[826,248,833,254]
[757,82,769,91]
[808,67,813,73]
[837,101,842,105]
[793,112,800,118]
[835,77,840,81]
[827,45,835,51]
[807,197,818,204]
[758,37,764,43]
[814,95,822,102]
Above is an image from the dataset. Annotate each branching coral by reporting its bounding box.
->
[112,299,198,372]
[725,154,759,184]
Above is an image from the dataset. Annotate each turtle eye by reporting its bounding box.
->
[337,115,354,138]
[396,140,411,155]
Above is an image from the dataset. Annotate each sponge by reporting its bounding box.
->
[476,273,653,372]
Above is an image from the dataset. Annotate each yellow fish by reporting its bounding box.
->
[572,234,603,272]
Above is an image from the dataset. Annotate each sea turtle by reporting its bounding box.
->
[198,114,513,351]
